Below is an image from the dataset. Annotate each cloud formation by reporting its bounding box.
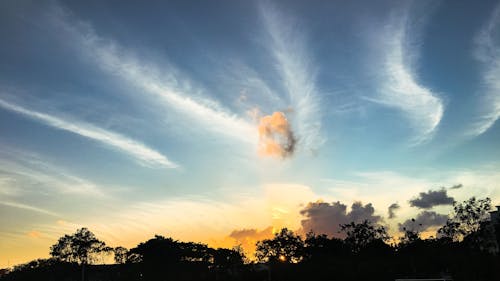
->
[0,98,177,169]
[300,201,381,238]
[388,203,400,219]
[49,5,256,144]
[0,201,59,217]
[374,4,444,144]
[258,112,296,157]
[260,3,323,152]
[469,3,500,136]
[229,226,274,256]
[26,230,42,239]
[0,148,105,197]
[409,188,454,209]
[398,210,448,232]
[449,184,463,190]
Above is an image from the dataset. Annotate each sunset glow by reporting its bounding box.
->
[1,0,500,270]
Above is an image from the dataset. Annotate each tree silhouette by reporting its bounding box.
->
[208,247,246,281]
[113,247,128,264]
[50,228,110,281]
[340,220,389,253]
[128,235,183,265]
[303,231,348,261]
[438,197,491,242]
[2,197,500,281]
[50,228,110,264]
[211,248,244,267]
[255,228,304,263]
[400,218,422,246]
[128,235,229,265]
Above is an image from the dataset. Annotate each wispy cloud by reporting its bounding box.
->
[259,3,323,152]
[29,183,319,251]
[0,98,177,168]
[0,201,59,217]
[215,59,285,109]
[0,175,19,196]
[372,5,444,145]
[0,146,106,196]
[470,4,500,136]
[49,5,256,145]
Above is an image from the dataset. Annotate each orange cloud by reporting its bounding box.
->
[26,230,42,239]
[258,112,296,157]
[229,226,274,258]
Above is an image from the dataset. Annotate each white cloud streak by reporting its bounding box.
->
[0,98,177,168]
[0,146,110,197]
[375,6,444,144]
[259,3,323,152]
[0,201,59,217]
[0,157,104,197]
[470,4,500,136]
[216,60,285,109]
[49,6,256,144]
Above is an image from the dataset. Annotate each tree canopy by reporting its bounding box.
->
[438,197,492,241]
[339,220,389,253]
[50,228,111,265]
[255,228,304,263]
[3,196,499,281]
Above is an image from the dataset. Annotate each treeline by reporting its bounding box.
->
[2,197,500,281]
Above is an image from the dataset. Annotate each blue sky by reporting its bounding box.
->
[1,0,500,266]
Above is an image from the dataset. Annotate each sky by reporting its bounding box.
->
[1,0,500,267]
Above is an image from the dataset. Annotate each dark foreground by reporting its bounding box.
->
[1,250,499,281]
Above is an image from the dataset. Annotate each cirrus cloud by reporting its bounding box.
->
[370,3,444,145]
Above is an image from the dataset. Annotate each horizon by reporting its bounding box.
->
[1,0,500,268]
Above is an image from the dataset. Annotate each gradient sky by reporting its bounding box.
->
[1,0,500,267]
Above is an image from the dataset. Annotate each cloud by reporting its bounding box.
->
[373,4,444,144]
[300,201,381,238]
[258,112,296,157]
[0,175,20,196]
[409,188,454,209]
[23,182,319,259]
[49,5,256,145]
[0,148,105,197]
[229,227,274,241]
[449,184,463,190]
[0,167,103,197]
[26,230,42,239]
[321,167,500,236]
[228,226,274,256]
[388,203,401,219]
[0,98,177,169]
[259,3,323,152]
[469,4,500,136]
[398,210,448,232]
[0,201,59,217]
[216,60,285,109]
